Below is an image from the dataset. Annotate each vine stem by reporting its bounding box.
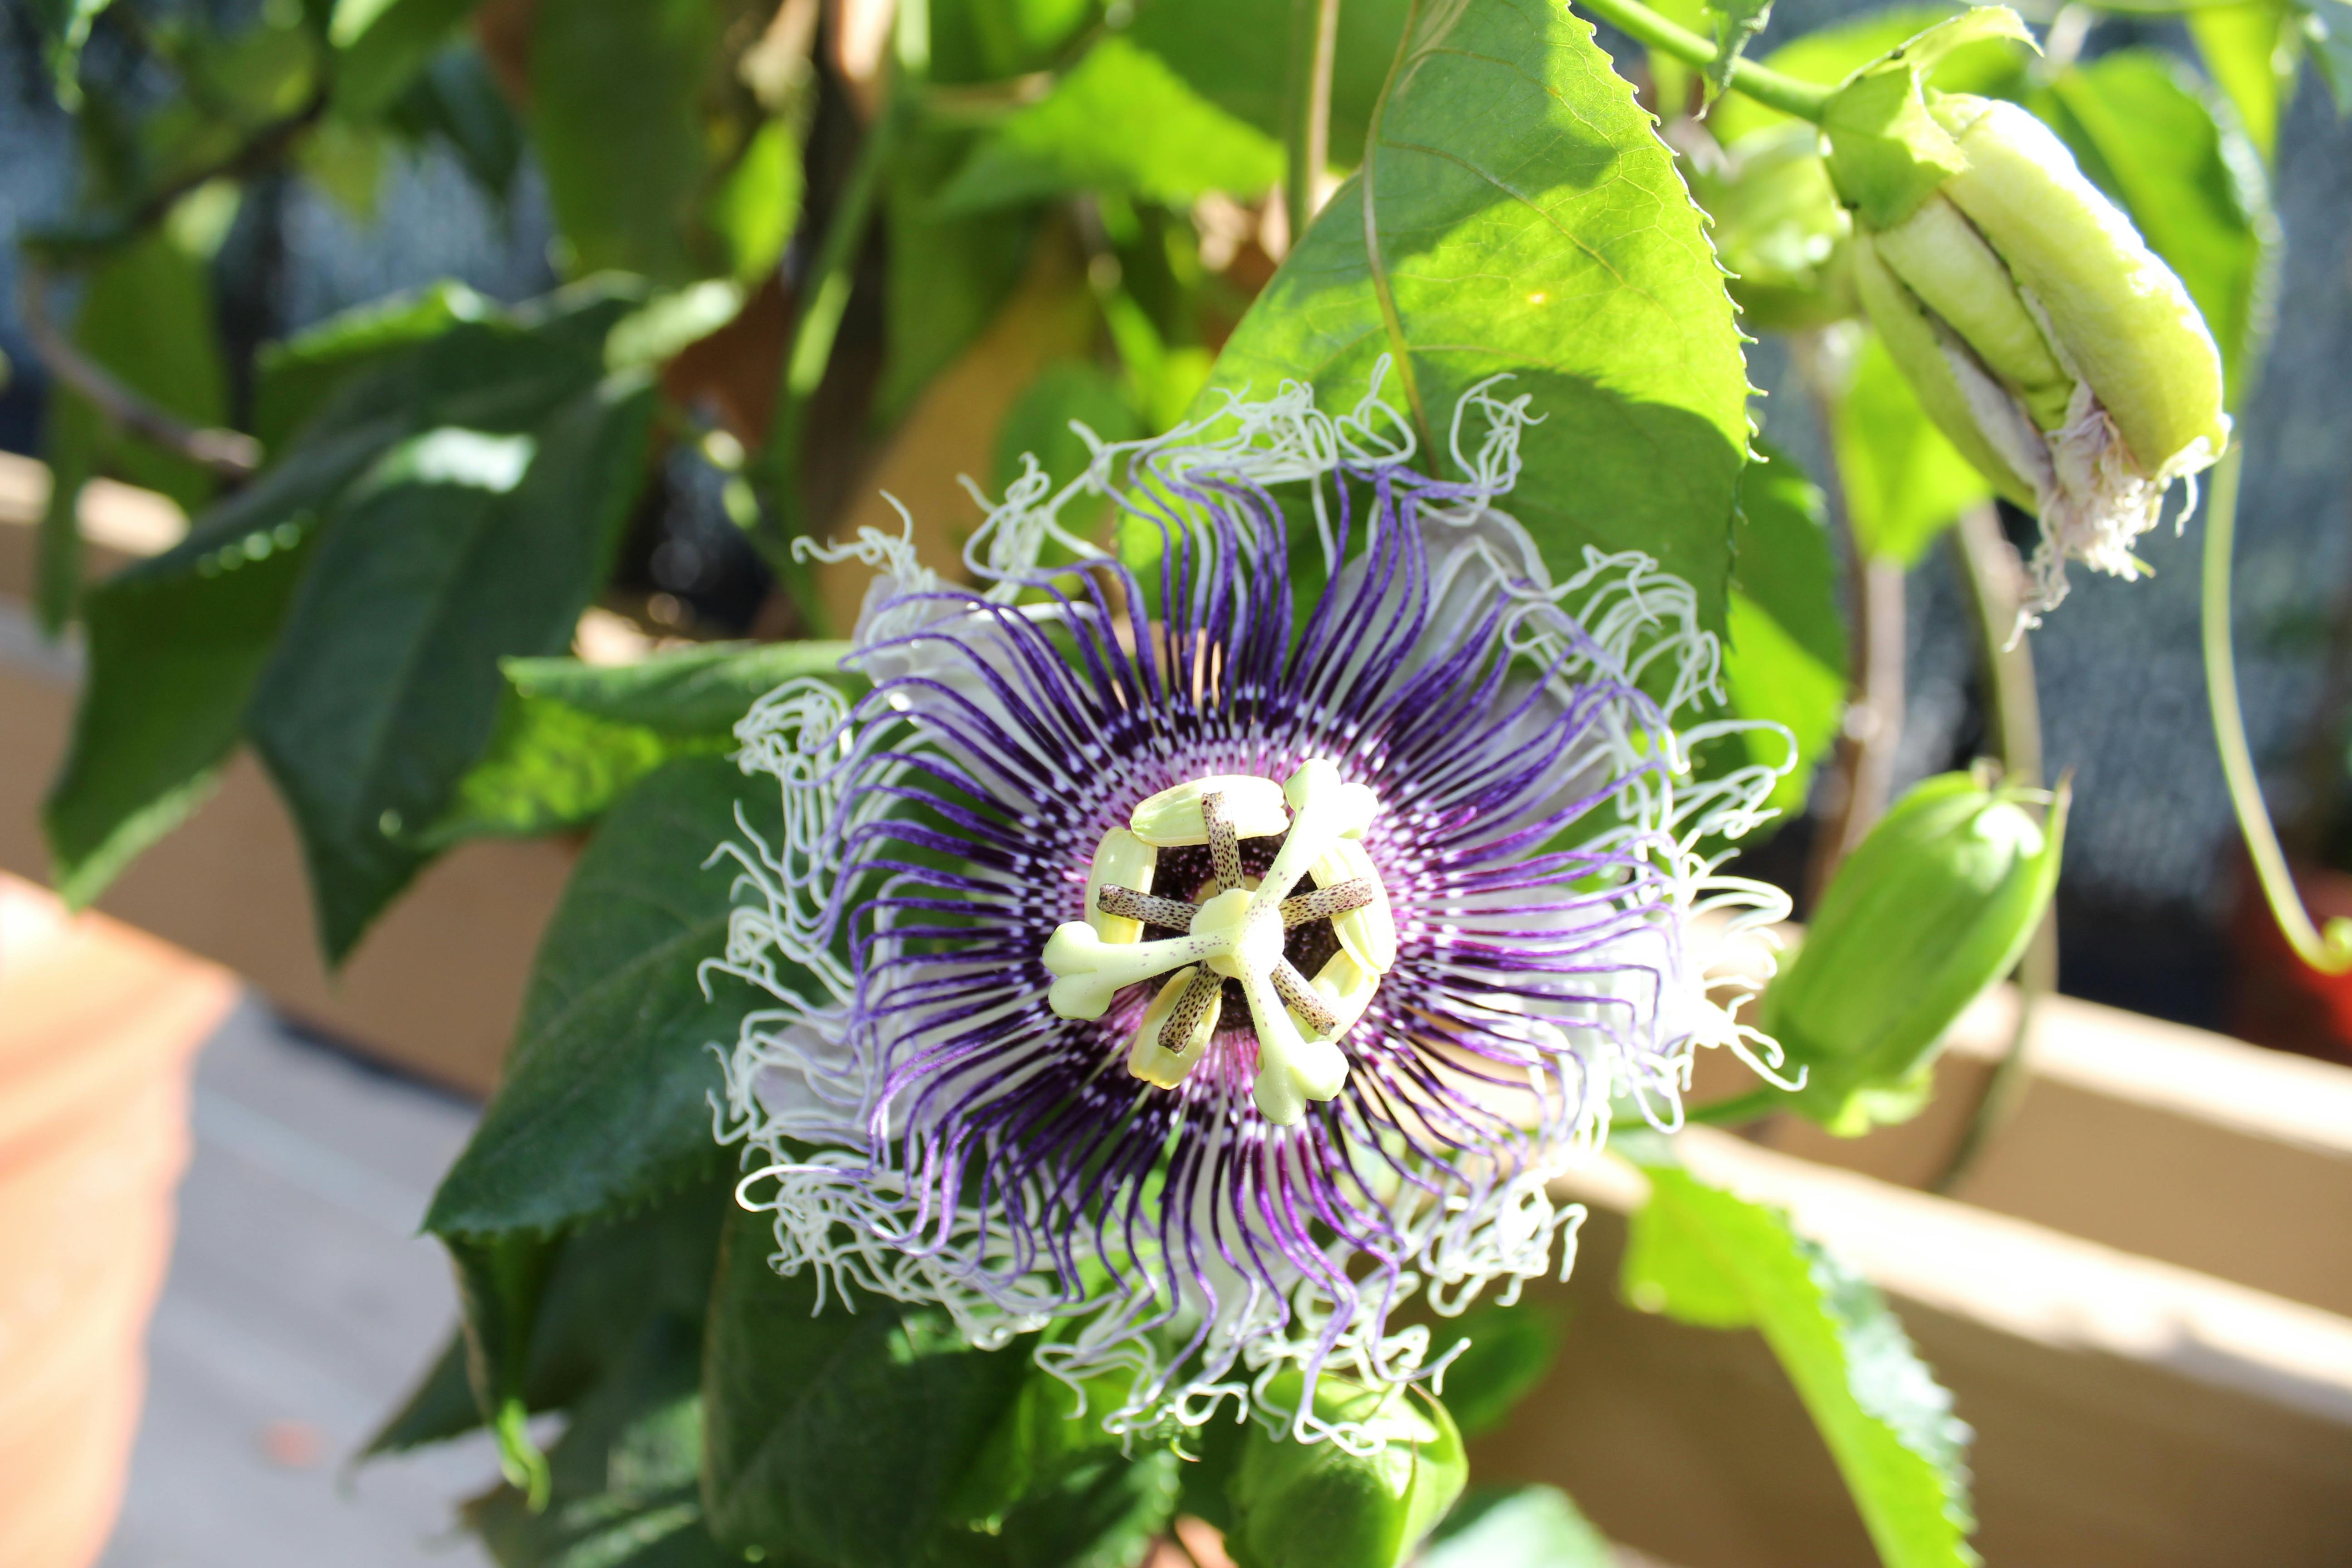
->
[1933,501,2055,1194]
[1572,0,1835,122]
[1283,0,1343,244]
[760,70,907,629]
[2203,441,2352,970]
[18,264,261,477]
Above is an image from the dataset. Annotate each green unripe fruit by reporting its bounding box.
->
[1760,771,2066,1136]
[1930,95,2230,475]
[1225,1372,1467,1568]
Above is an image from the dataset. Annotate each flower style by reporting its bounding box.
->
[705,372,1791,1448]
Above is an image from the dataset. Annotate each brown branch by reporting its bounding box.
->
[19,264,261,479]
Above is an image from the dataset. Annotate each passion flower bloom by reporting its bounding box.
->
[1848,93,2231,623]
[706,374,1790,1446]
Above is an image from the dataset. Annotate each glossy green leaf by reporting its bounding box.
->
[1426,1299,1564,1438]
[1123,0,1413,161]
[701,1205,1034,1568]
[1225,1372,1466,1568]
[1707,6,2030,147]
[2188,1,2301,162]
[416,691,696,848]
[1722,444,1846,821]
[941,37,1282,213]
[250,280,491,454]
[2030,50,2278,406]
[529,0,725,283]
[467,1316,731,1568]
[1420,1485,1615,1568]
[425,756,770,1235]
[1624,1166,1979,1568]
[250,379,655,962]
[1834,333,1986,567]
[1199,0,1751,631]
[503,641,856,735]
[331,0,479,120]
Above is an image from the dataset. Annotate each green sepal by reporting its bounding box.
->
[1821,7,2038,230]
[1224,1372,1466,1568]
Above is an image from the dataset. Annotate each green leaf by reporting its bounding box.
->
[367,1330,481,1454]
[29,0,115,104]
[996,1451,1180,1568]
[529,0,726,283]
[1123,0,1414,162]
[44,226,229,524]
[249,380,655,962]
[1426,1299,1564,1439]
[1705,0,1777,102]
[701,1205,1034,1568]
[373,1171,734,1455]
[879,125,1044,421]
[1721,444,1846,822]
[42,423,390,907]
[1834,333,1988,567]
[940,36,1284,213]
[250,281,492,453]
[1624,1166,1979,1568]
[503,641,856,735]
[1199,0,1751,632]
[388,43,526,201]
[330,0,479,120]
[2188,1,2301,162]
[1708,4,2030,147]
[44,288,637,912]
[709,117,804,283]
[2303,0,2352,116]
[2030,51,2279,407]
[416,691,698,849]
[993,361,1144,502]
[1225,1372,1466,1568]
[1421,1485,1615,1568]
[425,755,770,1235]
[467,1315,731,1568]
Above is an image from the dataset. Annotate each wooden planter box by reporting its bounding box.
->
[8,459,2352,1563]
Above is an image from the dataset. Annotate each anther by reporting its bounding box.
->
[1271,960,1339,1036]
[1203,791,1244,892]
[1279,878,1376,928]
[1161,967,1225,1053]
[1097,884,1199,931]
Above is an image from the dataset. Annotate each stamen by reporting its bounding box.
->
[1048,759,1390,1124]
[1203,791,1244,892]
[1271,960,1339,1035]
[1280,878,1376,927]
[1097,884,1198,930]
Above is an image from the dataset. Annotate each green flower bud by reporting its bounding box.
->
[1225,1371,1467,1568]
[1837,80,2231,622]
[1759,770,2067,1136]
[1685,124,1858,333]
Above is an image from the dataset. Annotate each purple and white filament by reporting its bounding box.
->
[704,372,1792,1449]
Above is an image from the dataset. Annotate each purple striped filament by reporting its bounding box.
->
[704,372,1793,1450]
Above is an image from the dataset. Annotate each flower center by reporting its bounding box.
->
[1039,759,1397,1126]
